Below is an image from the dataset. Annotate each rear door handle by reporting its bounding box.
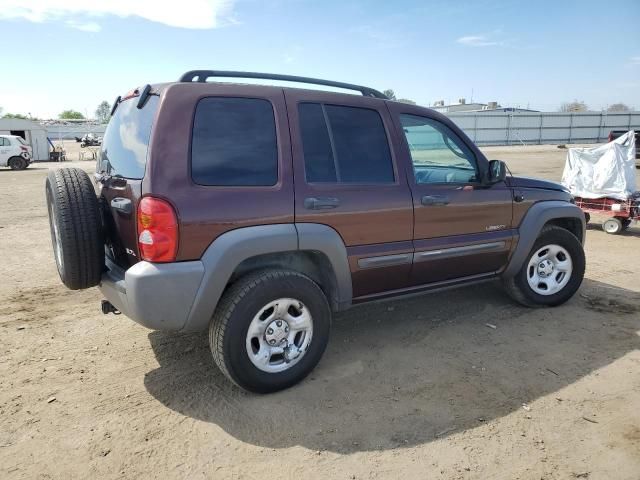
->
[304,197,340,210]
[111,197,132,215]
[421,195,449,206]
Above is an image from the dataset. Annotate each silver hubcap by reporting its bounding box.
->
[527,244,573,295]
[246,298,313,373]
[48,200,63,270]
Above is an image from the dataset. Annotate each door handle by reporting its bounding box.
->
[421,195,449,206]
[304,197,340,210]
[110,197,132,215]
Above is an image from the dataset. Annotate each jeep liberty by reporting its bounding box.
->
[46,71,586,393]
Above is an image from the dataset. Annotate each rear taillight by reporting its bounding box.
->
[137,197,178,262]
[608,133,613,142]
[20,146,28,152]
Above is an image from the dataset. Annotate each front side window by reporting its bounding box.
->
[400,114,478,184]
[191,97,278,186]
[298,103,394,184]
[0,138,7,146]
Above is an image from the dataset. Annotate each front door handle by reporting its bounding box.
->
[421,195,449,206]
[304,197,340,210]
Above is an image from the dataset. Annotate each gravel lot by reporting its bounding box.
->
[1,145,639,479]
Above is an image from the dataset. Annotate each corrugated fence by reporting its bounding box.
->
[44,112,639,146]
[446,111,640,146]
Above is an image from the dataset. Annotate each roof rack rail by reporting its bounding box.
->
[178,70,388,99]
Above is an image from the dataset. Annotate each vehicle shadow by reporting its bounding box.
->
[144,279,640,453]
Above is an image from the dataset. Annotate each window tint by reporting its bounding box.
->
[99,96,159,179]
[400,114,478,184]
[0,138,7,146]
[191,97,278,186]
[298,103,394,184]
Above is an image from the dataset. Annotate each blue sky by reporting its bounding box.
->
[0,0,639,119]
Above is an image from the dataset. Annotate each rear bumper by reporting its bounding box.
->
[99,257,205,331]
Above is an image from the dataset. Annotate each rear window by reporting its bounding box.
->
[191,97,278,186]
[298,103,394,184]
[99,96,159,179]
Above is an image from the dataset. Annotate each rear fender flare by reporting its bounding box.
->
[182,223,352,332]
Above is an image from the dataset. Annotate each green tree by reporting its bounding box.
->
[382,89,396,100]
[95,101,111,123]
[59,110,85,120]
[3,112,28,119]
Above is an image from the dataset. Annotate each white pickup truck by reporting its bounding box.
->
[0,135,32,170]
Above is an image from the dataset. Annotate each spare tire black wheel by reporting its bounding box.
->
[45,168,104,290]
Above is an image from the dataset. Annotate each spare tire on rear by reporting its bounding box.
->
[46,168,104,290]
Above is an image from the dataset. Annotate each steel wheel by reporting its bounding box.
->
[526,244,573,296]
[47,195,64,275]
[603,218,622,234]
[245,297,313,373]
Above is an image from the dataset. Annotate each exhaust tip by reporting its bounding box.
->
[101,300,121,315]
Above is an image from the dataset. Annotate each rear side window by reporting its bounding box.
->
[298,103,394,183]
[100,96,159,179]
[191,97,278,186]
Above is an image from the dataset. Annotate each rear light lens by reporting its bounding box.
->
[137,197,178,262]
[608,133,613,142]
[20,146,28,152]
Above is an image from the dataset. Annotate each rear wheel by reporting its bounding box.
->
[45,168,104,290]
[8,156,26,170]
[209,269,331,393]
[503,225,585,307]
[603,217,623,235]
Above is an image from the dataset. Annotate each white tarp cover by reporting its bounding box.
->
[561,131,637,200]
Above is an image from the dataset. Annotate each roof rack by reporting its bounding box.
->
[178,70,388,99]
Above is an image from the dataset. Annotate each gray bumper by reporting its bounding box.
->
[99,258,205,331]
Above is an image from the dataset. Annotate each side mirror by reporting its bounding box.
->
[486,159,507,185]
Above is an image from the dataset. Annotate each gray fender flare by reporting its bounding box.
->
[503,201,586,278]
[182,223,352,332]
[296,223,352,310]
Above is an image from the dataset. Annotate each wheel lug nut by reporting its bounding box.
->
[267,328,273,334]
[276,320,282,327]
[284,326,289,332]
[269,339,276,345]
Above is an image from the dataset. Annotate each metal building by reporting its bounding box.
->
[0,118,49,161]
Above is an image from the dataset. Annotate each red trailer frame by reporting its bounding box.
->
[574,194,640,234]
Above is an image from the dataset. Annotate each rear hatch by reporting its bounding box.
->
[96,94,159,269]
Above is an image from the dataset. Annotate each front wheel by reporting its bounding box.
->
[503,225,585,307]
[209,269,331,393]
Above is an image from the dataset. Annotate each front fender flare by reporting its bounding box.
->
[503,201,586,278]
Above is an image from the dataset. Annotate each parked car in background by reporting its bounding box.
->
[0,134,32,170]
[45,71,586,393]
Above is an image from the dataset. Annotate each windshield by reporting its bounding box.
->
[98,96,159,179]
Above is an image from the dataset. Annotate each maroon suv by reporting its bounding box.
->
[46,71,586,393]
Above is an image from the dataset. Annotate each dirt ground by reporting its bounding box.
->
[1,145,639,479]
